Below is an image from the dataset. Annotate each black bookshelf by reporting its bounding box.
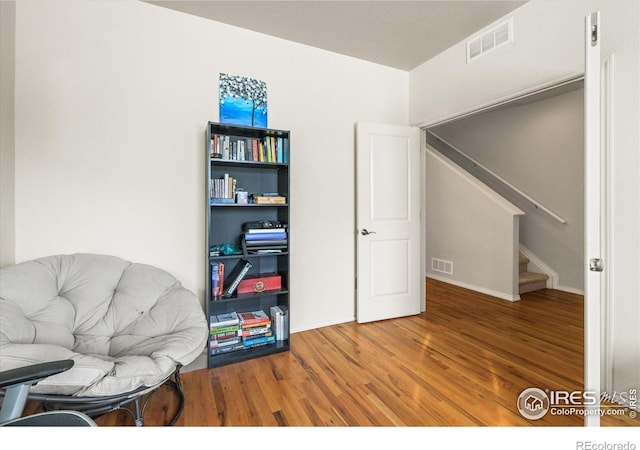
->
[205,121,290,368]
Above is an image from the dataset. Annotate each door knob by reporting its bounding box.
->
[361,229,376,236]
[589,258,603,272]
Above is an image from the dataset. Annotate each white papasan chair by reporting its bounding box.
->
[0,253,208,426]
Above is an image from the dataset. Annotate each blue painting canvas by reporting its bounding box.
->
[219,73,268,128]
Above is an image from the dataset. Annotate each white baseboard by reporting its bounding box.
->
[427,274,520,302]
[292,315,356,334]
[555,285,585,296]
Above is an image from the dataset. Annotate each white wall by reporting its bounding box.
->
[431,88,585,292]
[426,150,523,301]
[13,0,409,333]
[411,0,639,403]
[0,1,16,268]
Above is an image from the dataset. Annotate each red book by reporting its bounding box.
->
[237,310,270,327]
[237,273,281,295]
[252,139,259,161]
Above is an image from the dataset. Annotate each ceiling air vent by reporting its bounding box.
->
[466,18,513,63]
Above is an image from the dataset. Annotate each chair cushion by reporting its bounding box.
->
[0,254,208,396]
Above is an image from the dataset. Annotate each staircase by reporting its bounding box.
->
[519,252,549,294]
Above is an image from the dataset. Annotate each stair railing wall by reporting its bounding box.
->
[426,130,567,225]
[425,149,524,301]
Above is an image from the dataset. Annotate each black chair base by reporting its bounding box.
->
[26,365,185,427]
[3,410,96,426]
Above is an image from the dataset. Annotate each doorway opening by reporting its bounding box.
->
[424,76,585,301]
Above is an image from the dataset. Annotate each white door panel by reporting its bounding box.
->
[356,123,421,323]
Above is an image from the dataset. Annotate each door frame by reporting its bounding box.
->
[418,65,607,427]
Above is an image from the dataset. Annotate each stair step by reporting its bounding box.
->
[519,253,529,264]
[519,271,549,294]
[519,252,529,273]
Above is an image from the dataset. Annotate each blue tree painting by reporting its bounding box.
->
[219,73,268,128]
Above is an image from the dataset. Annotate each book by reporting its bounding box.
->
[211,311,239,327]
[238,310,270,327]
[223,259,253,298]
[210,343,243,355]
[251,249,284,255]
[210,336,242,348]
[252,139,259,161]
[244,227,287,234]
[283,138,289,163]
[242,331,273,341]
[210,262,225,297]
[270,137,277,162]
[211,262,221,298]
[252,195,286,204]
[240,324,271,337]
[238,273,281,294]
[243,334,276,349]
[218,263,225,296]
[244,232,287,241]
[209,324,240,334]
[266,137,272,163]
[244,239,288,247]
[222,136,230,159]
[277,137,284,163]
[210,329,240,340]
[270,305,288,341]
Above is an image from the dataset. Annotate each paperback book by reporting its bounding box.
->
[237,310,271,327]
[243,334,276,349]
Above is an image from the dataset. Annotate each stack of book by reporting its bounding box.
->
[242,223,288,255]
[237,310,275,349]
[210,173,236,204]
[251,193,286,204]
[209,312,243,355]
[210,135,289,164]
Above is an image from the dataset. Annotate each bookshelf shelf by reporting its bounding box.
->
[209,252,289,262]
[210,158,288,169]
[210,203,289,208]
[205,121,290,369]
[210,288,290,304]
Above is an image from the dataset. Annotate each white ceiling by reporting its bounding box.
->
[147,1,527,70]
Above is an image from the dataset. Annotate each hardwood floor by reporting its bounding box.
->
[39,279,640,427]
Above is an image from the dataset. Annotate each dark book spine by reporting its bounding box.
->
[223,259,253,298]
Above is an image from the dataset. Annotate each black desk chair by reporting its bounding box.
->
[0,360,96,427]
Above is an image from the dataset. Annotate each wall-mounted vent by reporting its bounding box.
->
[431,258,454,275]
[466,18,513,63]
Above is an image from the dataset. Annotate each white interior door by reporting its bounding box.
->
[584,10,602,427]
[355,122,421,323]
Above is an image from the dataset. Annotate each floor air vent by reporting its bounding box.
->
[467,18,513,63]
[431,258,454,275]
